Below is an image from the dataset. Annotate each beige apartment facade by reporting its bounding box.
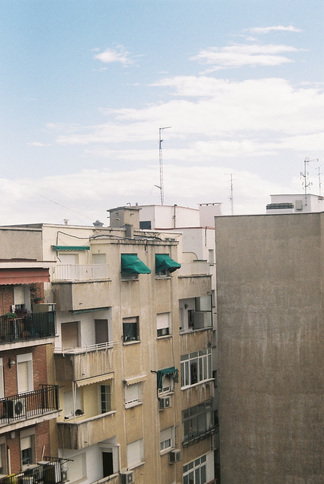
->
[215,212,324,484]
[0,206,217,483]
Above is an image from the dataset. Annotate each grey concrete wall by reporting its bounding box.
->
[215,213,324,484]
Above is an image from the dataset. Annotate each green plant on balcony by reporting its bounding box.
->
[4,312,17,320]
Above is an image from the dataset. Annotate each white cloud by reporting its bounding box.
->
[94,45,133,65]
[249,25,302,35]
[0,166,296,225]
[191,43,301,70]
[50,77,324,153]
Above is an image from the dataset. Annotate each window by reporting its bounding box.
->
[125,382,142,408]
[180,297,212,332]
[100,385,111,413]
[95,319,109,345]
[160,427,174,452]
[123,317,139,342]
[61,321,80,349]
[20,428,35,469]
[181,349,212,388]
[17,353,33,393]
[0,438,6,475]
[157,367,178,394]
[182,401,214,444]
[157,312,171,337]
[127,439,144,469]
[183,454,207,484]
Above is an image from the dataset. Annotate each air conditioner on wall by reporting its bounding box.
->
[159,396,171,410]
[121,470,135,484]
[4,398,26,418]
[169,449,181,464]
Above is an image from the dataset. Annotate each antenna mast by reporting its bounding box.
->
[159,126,171,205]
[230,173,234,215]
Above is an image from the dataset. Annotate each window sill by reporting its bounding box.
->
[181,378,214,391]
[155,275,171,280]
[156,334,172,340]
[128,461,145,471]
[180,327,213,334]
[125,401,143,410]
[123,340,141,346]
[160,447,174,456]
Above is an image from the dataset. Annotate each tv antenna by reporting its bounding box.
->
[300,157,318,205]
[158,126,171,205]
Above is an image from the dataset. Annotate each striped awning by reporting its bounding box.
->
[124,374,147,386]
[76,373,114,387]
[0,268,50,285]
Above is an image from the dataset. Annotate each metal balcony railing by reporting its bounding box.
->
[0,312,55,344]
[0,385,59,426]
[0,456,68,483]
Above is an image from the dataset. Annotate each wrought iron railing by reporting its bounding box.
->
[0,385,59,425]
[0,312,55,343]
[0,456,68,483]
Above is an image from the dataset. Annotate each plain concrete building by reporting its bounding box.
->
[215,212,324,483]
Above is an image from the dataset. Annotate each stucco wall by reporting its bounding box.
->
[216,213,324,484]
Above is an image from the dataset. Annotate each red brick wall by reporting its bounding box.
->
[0,286,14,316]
[6,421,51,475]
[1,345,48,397]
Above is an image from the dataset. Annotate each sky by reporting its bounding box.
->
[0,0,323,225]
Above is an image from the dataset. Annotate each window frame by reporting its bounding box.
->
[183,454,207,484]
[20,428,36,470]
[156,312,171,338]
[127,439,144,469]
[181,348,212,388]
[160,427,174,454]
[100,384,112,414]
[17,353,33,394]
[124,382,143,408]
[182,400,214,444]
[123,317,140,343]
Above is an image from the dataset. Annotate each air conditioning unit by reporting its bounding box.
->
[121,470,135,484]
[4,398,26,418]
[13,397,26,418]
[169,449,181,464]
[159,396,171,410]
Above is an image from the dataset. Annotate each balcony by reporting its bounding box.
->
[0,457,68,483]
[57,411,117,449]
[0,310,55,346]
[51,264,109,282]
[0,385,59,430]
[55,343,114,382]
[51,265,111,311]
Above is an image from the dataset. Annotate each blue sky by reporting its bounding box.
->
[0,0,323,224]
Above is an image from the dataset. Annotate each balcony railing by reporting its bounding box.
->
[51,264,109,282]
[178,260,210,276]
[0,312,55,344]
[0,457,68,483]
[0,385,59,426]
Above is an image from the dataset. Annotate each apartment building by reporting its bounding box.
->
[0,260,65,482]
[0,205,218,483]
[215,212,324,483]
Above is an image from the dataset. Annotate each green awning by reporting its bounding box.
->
[52,245,90,251]
[157,367,179,390]
[121,254,151,275]
[155,254,181,273]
